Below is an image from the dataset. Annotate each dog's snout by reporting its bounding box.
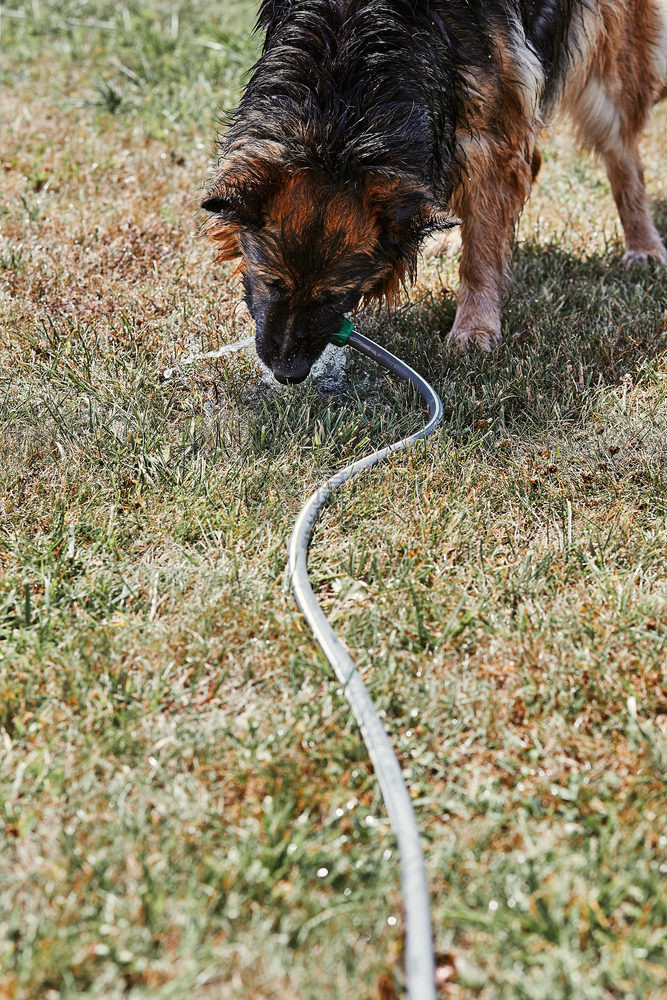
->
[277,317,298,363]
[254,303,312,381]
[255,302,290,355]
[249,282,345,386]
[271,362,311,385]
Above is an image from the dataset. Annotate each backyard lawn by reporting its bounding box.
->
[1,3,665,997]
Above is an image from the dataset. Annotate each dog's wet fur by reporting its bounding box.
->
[202,0,667,384]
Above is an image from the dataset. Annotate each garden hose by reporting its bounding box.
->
[163,319,443,999]
[288,318,442,1000]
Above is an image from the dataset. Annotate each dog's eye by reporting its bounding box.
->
[266,279,287,299]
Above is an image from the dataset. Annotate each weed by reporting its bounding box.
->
[0,243,25,270]
[92,79,124,114]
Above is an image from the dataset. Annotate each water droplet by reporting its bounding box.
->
[489,900,499,911]
[383,849,393,861]
[387,916,397,926]
[335,807,344,818]
[344,887,352,897]
[317,867,328,878]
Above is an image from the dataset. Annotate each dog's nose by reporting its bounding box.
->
[271,359,311,384]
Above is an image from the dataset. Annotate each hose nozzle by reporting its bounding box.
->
[329,317,354,347]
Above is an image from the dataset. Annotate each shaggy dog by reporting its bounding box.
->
[201,0,667,384]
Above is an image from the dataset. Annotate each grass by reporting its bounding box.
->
[1,3,666,998]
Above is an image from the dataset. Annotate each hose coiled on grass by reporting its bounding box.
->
[288,323,442,1000]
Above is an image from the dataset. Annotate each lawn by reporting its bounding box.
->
[0,3,665,998]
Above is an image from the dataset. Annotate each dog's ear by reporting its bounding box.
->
[201,149,286,264]
[359,174,459,307]
[201,148,286,229]
[201,181,267,230]
[363,173,456,242]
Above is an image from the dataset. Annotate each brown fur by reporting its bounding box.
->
[204,166,433,308]
[444,0,667,350]
[202,0,666,373]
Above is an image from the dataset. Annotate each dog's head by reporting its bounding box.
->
[201,149,452,384]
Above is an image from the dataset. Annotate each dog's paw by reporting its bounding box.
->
[447,324,502,353]
[622,245,667,267]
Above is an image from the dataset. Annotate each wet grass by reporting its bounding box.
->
[1,3,666,998]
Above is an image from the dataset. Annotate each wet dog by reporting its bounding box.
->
[201,1,667,384]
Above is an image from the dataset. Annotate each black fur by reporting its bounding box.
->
[238,1,576,189]
[203,1,579,380]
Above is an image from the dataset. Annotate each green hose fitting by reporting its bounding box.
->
[329,317,354,347]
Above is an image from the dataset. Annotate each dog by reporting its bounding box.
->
[201,0,667,385]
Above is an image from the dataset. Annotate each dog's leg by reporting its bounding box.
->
[447,147,534,352]
[563,0,667,266]
[603,144,667,265]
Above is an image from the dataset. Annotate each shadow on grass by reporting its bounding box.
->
[237,237,665,462]
[23,237,659,478]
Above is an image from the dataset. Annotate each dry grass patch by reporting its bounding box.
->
[1,3,666,999]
